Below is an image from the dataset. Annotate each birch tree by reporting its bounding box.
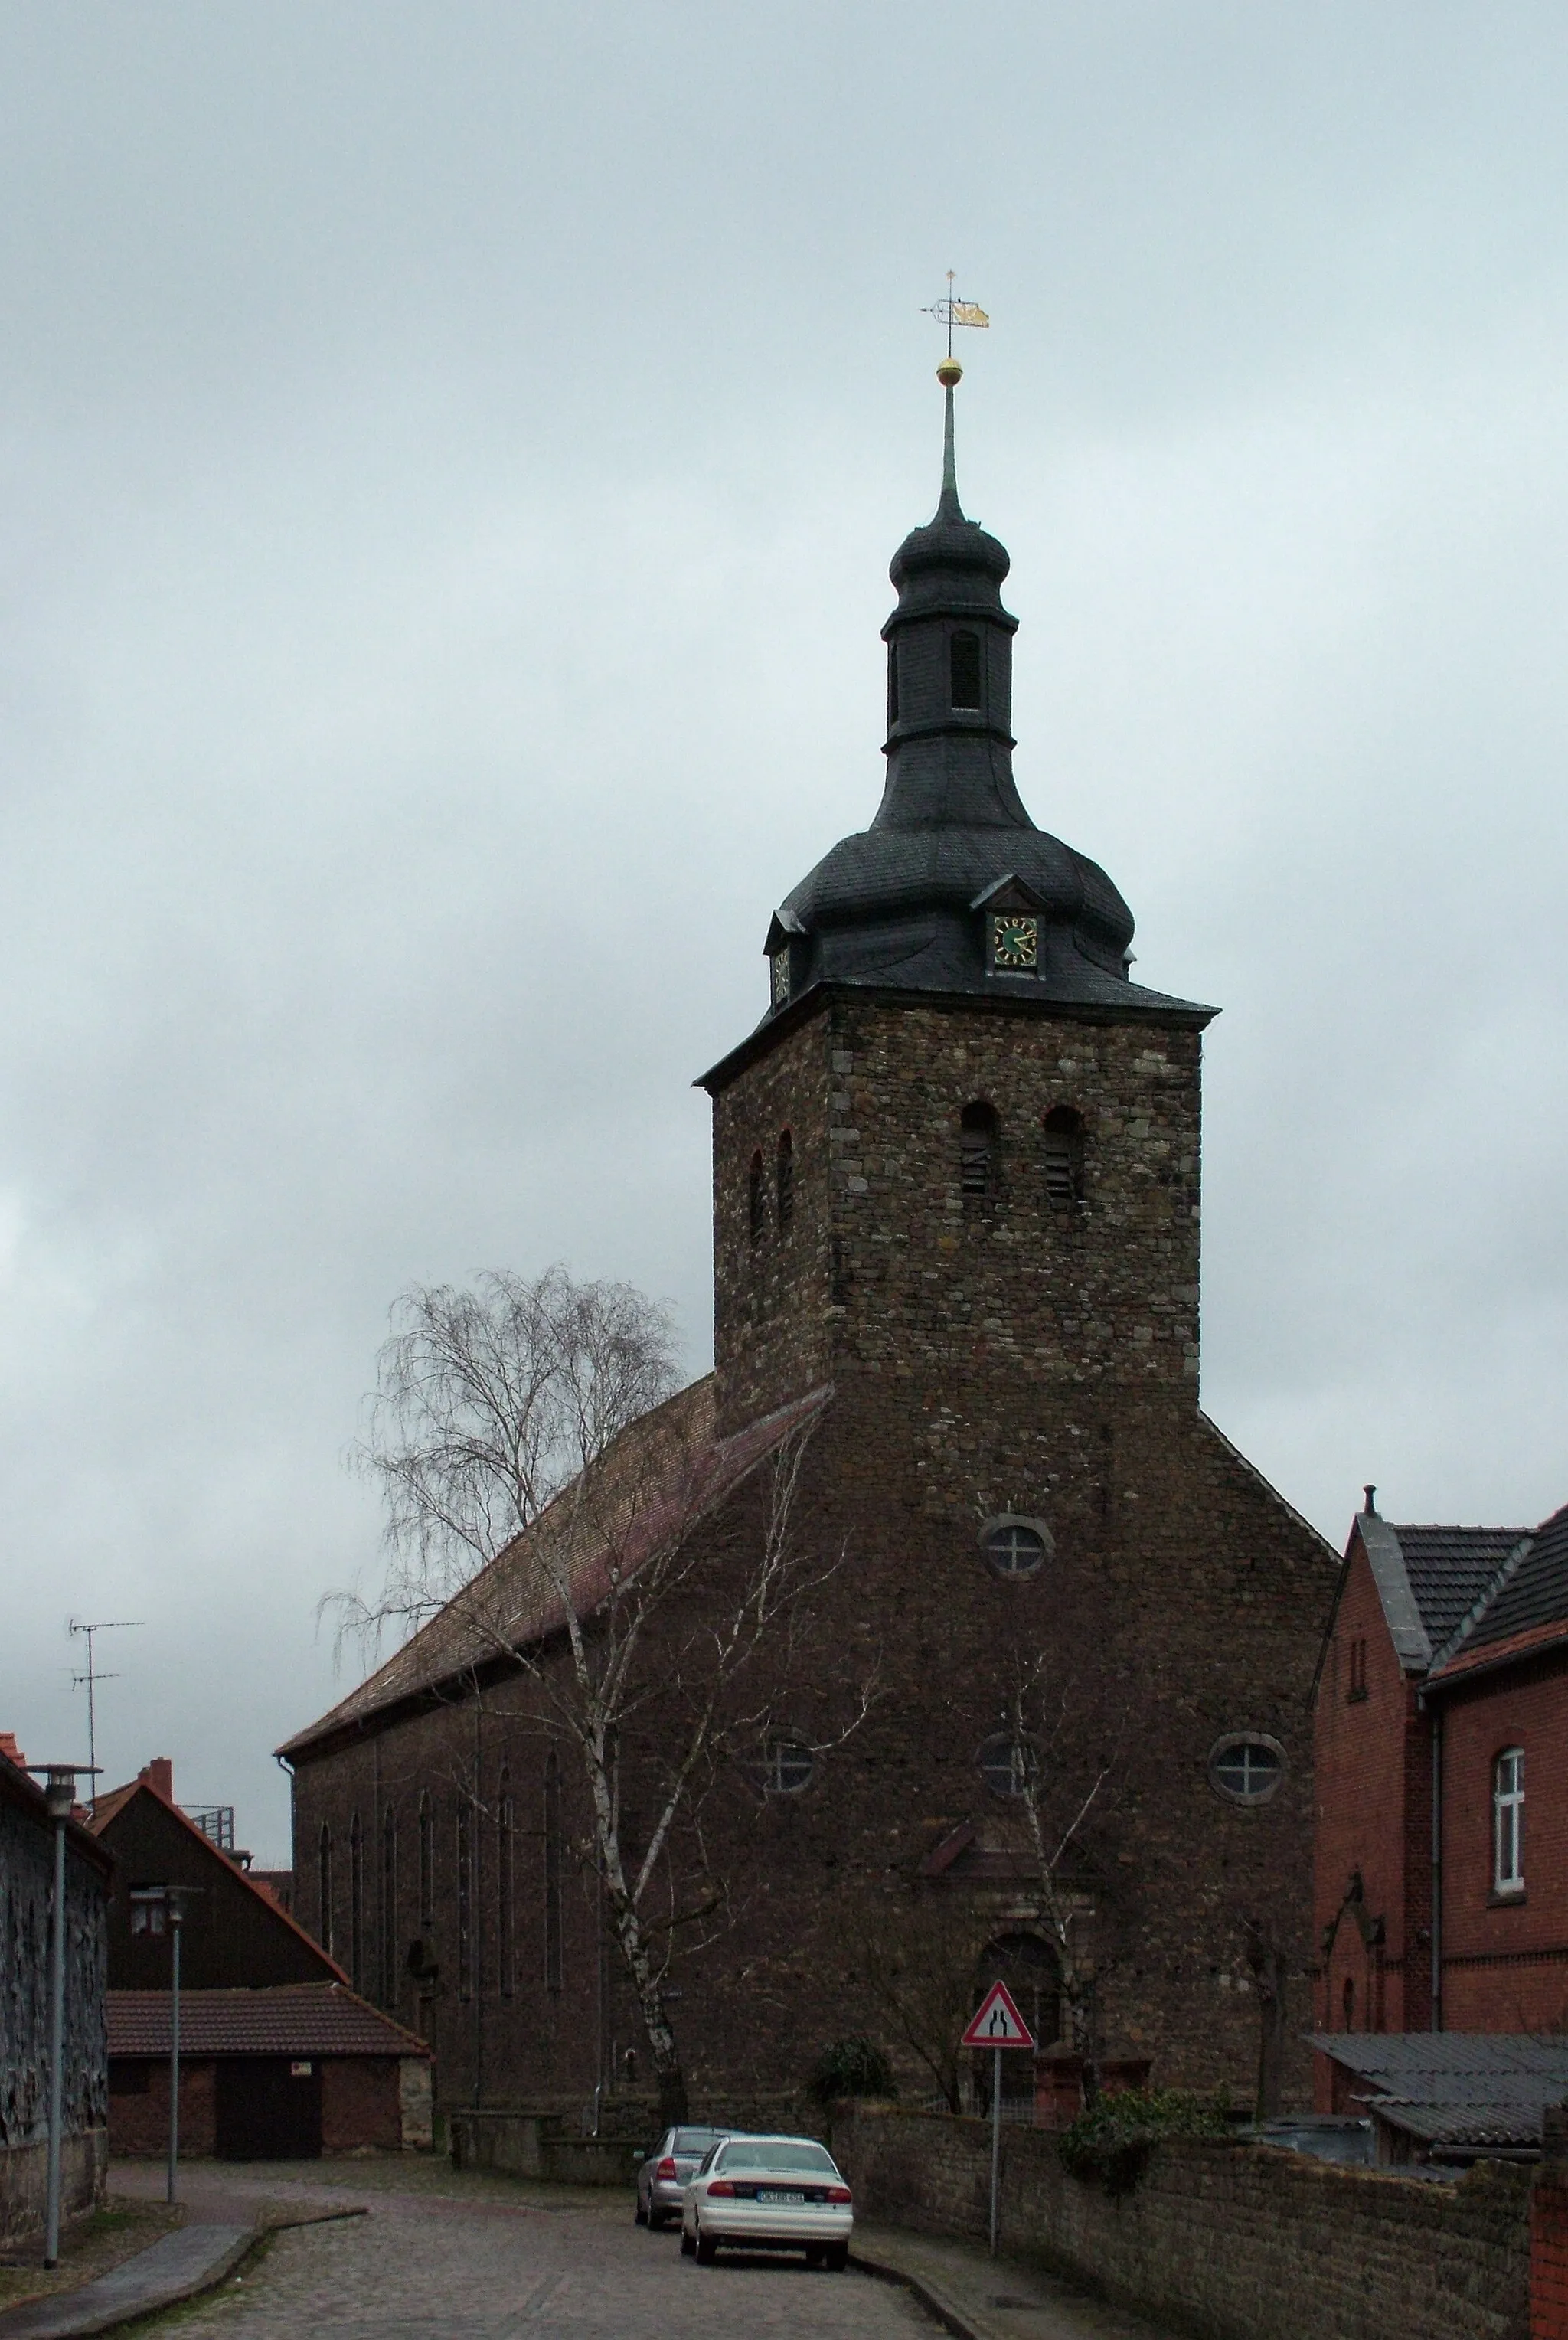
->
[332,1266,857,2126]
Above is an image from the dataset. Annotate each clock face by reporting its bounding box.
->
[991,914,1038,970]
[770,949,791,1007]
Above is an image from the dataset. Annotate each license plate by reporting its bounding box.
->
[757,2188,806,2204]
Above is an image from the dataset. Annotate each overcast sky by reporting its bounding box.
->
[5,5,1567,1865]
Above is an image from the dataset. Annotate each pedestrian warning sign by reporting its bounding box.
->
[961,1981,1036,2051]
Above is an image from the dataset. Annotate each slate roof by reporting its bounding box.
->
[1313,2034,1568,2155]
[109,1984,429,2060]
[278,1375,831,1759]
[1446,1504,1568,1663]
[1393,1527,1531,1650]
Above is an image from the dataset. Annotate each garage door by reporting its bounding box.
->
[214,2057,323,2159]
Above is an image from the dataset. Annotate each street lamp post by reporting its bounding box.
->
[164,1889,192,2205]
[30,1763,96,2270]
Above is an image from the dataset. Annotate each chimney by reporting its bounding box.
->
[140,1757,174,1800]
[1362,1485,1377,1516]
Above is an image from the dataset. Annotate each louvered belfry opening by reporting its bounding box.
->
[747,1149,765,1244]
[949,628,982,710]
[1043,1106,1085,1208]
[776,1129,794,1230]
[960,1100,998,1202]
[887,640,899,728]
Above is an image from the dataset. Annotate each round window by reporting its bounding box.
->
[978,1516,1054,1580]
[977,1735,1035,1798]
[1208,1736,1285,1805]
[761,1740,814,1796]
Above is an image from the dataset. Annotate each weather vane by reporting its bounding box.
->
[923,271,990,384]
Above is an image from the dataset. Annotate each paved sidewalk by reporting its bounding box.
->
[852,2222,1181,2340]
[0,2227,252,2340]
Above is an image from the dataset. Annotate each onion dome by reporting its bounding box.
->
[741,375,1214,1044]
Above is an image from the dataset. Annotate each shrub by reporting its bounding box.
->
[1057,2088,1229,2195]
[806,2038,899,2104]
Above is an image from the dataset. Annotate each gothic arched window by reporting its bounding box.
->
[380,1807,397,2009]
[776,1129,794,1232]
[317,1822,334,1957]
[417,1791,433,1930]
[348,1811,364,1992]
[960,1101,997,1203]
[456,1793,473,2002]
[950,630,982,710]
[544,1753,563,1996]
[748,1150,765,1245]
[497,1770,515,1998]
[1043,1106,1085,1209]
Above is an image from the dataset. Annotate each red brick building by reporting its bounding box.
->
[1315,1495,1568,2100]
[281,381,1338,2116]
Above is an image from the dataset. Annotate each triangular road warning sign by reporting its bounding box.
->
[961,1980,1036,2050]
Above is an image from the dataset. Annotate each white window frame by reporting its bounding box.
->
[1494,1747,1524,1894]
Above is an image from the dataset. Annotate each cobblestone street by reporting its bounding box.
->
[121,2164,935,2340]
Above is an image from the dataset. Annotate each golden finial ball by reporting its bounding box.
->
[936,358,964,388]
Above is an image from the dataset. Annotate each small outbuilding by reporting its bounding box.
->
[90,1760,432,2157]
[107,1984,432,2159]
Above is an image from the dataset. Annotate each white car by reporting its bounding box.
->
[680,2132,854,2270]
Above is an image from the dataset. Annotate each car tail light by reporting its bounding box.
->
[826,2185,853,2204]
[656,2159,678,2181]
[707,2180,737,2197]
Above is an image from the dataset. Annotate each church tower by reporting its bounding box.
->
[698,372,1333,2094]
[701,372,1214,1477]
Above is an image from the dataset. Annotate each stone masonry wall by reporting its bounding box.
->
[835,2103,1530,2340]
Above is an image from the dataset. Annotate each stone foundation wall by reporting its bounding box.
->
[0,2129,106,2250]
[833,2104,1530,2340]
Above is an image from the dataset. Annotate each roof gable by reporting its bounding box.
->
[91,1777,345,1985]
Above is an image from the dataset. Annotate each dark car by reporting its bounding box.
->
[635,2126,736,2229]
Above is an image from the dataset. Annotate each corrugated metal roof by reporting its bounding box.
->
[1368,2098,1549,2149]
[109,1985,430,2060]
[1312,2034,1568,2082]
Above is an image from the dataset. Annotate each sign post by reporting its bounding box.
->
[961,1981,1036,2255]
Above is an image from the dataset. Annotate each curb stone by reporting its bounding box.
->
[0,2208,368,2339]
[851,2244,984,2340]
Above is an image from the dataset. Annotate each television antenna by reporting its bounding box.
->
[69,1618,143,1811]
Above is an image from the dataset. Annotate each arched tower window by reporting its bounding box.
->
[960,1100,997,1202]
[950,629,982,711]
[1043,1106,1085,1208]
[887,640,900,728]
[497,1768,515,1998]
[317,1822,334,1957]
[348,1811,364,1991]
[544,1752,563,1996]
[748,1150,765,1245]
[776,1129,794,1231]
[380,1806,397,2009]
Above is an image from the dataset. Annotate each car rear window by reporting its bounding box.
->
[674,2129,722,2153]
[717,2142,837,2175]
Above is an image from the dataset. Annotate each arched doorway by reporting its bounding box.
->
[974,1933,1060,2105]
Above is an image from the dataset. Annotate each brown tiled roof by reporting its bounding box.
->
[278,1375,831,1758]
[108,1984,430,2060]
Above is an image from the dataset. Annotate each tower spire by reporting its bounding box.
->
[938,379,962,519]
